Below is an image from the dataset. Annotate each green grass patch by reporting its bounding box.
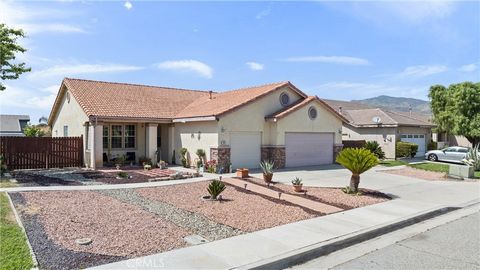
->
[475,171,480,179]
[379,160,408,167]
[408,162,449,173]
[0,179,18,188]
[0,192,33,270]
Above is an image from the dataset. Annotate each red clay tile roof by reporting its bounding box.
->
[49,78,308,124]
[266,96,348,122]
[175,81,307,118]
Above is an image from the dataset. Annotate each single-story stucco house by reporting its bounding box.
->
[0,114,30,136]
[48,78,347,170]
[323,99,435,158]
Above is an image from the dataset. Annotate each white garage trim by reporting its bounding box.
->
[230,132,261,169]
[400,134,426,157]
[285,132,334,167]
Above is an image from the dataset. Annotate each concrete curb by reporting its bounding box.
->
[235,206,460,270]
[5,192,39,269]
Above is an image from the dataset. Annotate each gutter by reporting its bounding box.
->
[172,116,217,123]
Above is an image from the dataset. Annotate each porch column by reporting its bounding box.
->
[145,123,158,165]
[90,122,103,169]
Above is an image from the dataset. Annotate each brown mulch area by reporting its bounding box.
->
[381,167,447,181]
[241,177,390,210]
[79,170,155,184]
[10,171,84,186]
[15,191,190,258]
[136,181,322,232]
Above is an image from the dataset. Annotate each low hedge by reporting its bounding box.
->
[396,141,418,158]
[427,141,438,150]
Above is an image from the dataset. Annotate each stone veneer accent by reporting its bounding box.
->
[261,146,286,169]
[333,144,344,161]
[210,147,231,172]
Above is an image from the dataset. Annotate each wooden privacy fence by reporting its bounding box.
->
[0,136,83,170]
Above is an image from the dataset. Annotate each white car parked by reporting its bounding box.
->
[424,146,469,163]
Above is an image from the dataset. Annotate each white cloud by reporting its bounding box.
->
[256,8,271,20]
[0,1,85,34]
[155,60,213,79]
[124,1,133,10]
[459,63,477,72]
[396,65,448,77]
[0,84,57,110]
[283,56,370,66]
[29,64,144,78]
[246,62,264,71]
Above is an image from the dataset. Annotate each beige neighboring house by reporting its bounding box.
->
[48,78,346,170]
[323,99,435,159]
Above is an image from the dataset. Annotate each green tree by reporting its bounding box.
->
[429,82,480,146]
[0,24,31,91]
[335,148,378,193]
[23,124,45,137]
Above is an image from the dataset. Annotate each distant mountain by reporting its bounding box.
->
[351,95,431,114]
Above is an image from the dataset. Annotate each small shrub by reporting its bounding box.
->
[463,145,480,171]
[396,142,418,158]
[0,155,6,177]
[114,155,126,165]
[207,180,226,199]
[117,172,128,178]
[138,156,152,166]
[341,186,362,195]
[427,141,438,151]
[291,177,302,185]
[180,148,188,168]
[260,160,274,176]
[205,160,217,173]
[364,141,385,159]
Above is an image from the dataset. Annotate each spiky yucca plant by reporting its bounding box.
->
[207,180,226,199]
[336,148,378,193]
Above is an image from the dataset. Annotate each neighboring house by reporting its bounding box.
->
[48,78,346,169]
[323,99,435,158]
[0,115,30,136]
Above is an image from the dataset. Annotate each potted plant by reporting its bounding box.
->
[114,155,126,170]
[291,177,303,192]
[236,168,249,178]
[260,160,274,183]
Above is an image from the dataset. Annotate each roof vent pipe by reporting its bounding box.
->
[339,106,343,115]
[209,91,213,99]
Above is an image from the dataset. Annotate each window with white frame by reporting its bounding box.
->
[102,124,136,149]
[111,125,123,149]
[63,125,68,137]
[124,125,136,148]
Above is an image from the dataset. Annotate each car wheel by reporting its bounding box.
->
[428,154,438,161]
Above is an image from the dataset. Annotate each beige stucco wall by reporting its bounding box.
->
[173,121,218,165]
[342,125,397,158]
[218,86,304,146]
[51,89,89,138]
[274,101,343,145]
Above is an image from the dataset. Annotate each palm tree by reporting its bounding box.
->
[336,148,378,193]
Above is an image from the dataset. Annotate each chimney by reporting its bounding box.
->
[409,105,412,116]
[339,106,343,115]
[209,91,213,99]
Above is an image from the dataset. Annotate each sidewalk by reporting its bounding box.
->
[91,199,452,270]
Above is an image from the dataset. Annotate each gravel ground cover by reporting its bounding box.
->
[98,189,242,241]
[137,181,322,232]
[10,190,190,269]
[9,168,195,186]
[241,177,390,210]
[382,167,447,181]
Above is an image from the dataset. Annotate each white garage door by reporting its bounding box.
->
[285,132,334,167]
[400,134,426,157]
[230,132,261,169]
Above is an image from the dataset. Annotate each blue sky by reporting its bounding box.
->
[0,1,479,123]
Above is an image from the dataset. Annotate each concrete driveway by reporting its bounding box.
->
[250,165,480,207]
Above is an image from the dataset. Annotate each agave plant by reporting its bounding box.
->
[463,145,480,171]
[260,160,274,175]
[207,180,226,200]
[336,148,378,193]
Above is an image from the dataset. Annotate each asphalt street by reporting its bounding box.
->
[332,211,480,270]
